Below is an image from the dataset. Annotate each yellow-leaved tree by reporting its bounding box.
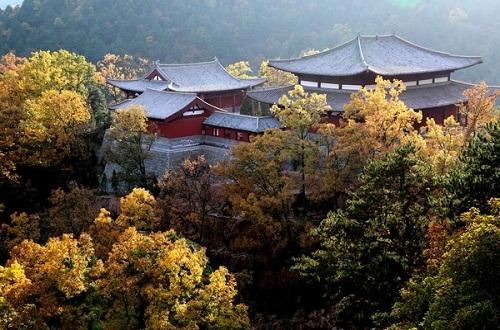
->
[225,61,257,79]
[0,53,26,181]
[98,53,150,81]
[116,187,160,231]
[316,77,423,201]
[20,90,91,166]
[460,81,499,143]
[20,50,102,98]
[104,105,156,191]
[90,188,159,259]
[341,77,423,158]
[99,227,250,329]
[2,234,103,329]
[420,116,464,175]
[272,85,331,200]
[259,60,298,87]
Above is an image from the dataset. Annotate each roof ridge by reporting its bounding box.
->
[107,78,148,83]
[143,88,197,97]
[214,111,274,119]
[269,36,359,63]
[109,99,132,109]
[357,35,370,71]
[252,85,294,91]
[392,35,482,60]
[156,58,219,67]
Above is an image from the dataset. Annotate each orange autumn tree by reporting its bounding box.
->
[98,53,150,101]
[159,156,217,242]
[217,129,294,255]
[460,81,499,143]
[419,82,498,175]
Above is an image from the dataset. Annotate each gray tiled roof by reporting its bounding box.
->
[109,89,198,120]
[247,81,495,112]
[204,112,283,133]
[106,79,170,93]
[107,59,266,94]
[154,59,266,93]
[269,35,482,77]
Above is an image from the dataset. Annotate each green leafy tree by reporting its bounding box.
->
[293,144,442,327]
[450,121,500,216]
[391,199,500,329]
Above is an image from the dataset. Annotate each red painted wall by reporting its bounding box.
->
[420,105,459,126]
[152,116,207,138]
[204,125,252,142]
[146,98,220,139]
[320,113,343,127]
[203,91,245,110]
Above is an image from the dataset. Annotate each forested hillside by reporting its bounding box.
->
[1,1,500,328]
[1,0,500,84]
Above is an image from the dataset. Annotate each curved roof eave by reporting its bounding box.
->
[268,34,483,77]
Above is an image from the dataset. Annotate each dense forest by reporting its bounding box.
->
[0,48,499,328]
[0,1,500,329]
[1,0,500,84]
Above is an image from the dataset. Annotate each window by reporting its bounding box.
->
[434,76,449,83]
[321,82,340,89]
[183,109,205,117]
[224,129,232,139]
[405,81,417,87]
[301,80,319,88]
[419,79,433,85]
[237,132,244,141]
[342,84,362,90]
[213,128,220,137]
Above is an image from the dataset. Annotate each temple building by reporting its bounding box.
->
[106,69,280,175]
[104,34,497,178]
[107,58,266,112]
[248,34,488,125]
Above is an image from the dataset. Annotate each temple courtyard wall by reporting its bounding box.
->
[102,134,239,183]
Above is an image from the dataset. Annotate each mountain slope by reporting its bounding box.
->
[0,0,499,84]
